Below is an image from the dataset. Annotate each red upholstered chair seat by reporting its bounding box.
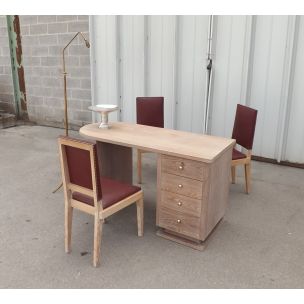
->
[232,148,247,160]
[72,177,141,209]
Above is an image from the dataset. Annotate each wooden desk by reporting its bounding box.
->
[80,122,235,249]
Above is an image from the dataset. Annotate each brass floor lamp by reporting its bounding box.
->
[53,32,90,193]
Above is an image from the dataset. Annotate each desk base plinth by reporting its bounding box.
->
[156,229,206,251]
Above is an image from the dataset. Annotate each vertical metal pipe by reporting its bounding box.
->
[203,15,214,134]
[63,73,68,136]
[89,15,96,123]
[276,15,299,162]
[143,15,149,97]
[6,15,29,120]
[172,15,180,130]
[116,15,122,122]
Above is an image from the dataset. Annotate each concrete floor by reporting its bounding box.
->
[0,125,304,288]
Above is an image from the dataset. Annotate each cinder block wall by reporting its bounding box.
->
[20,15,92,129]
[0,16,15,113]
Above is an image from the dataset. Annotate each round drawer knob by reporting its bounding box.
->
[178,184,183,189]
[177,219,181,224]
[177,201,182,206]
[178,163,184,170]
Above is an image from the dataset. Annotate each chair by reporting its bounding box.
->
[58,136,144,267]
[231,104,258,194]
[136,96,164,183]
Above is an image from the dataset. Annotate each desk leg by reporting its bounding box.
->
[96,142,133,184]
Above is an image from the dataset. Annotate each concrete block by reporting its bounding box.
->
[57,33,79,46]
[48,45,63,56]
[67,21,89,33]
[2,46,10,56]
[0,27,8,37]
[68,44,90,56]
[77,15,89,21]
[65,78,81,89]
[0,56,11,66]
[80,78,91,89]
[80,55,90,65]
[0,16,6,27]
[0,83,13,93]
[23,56,41,67]
[30,24,48,35]
[20,15,38,25]
[42,77,61,87]
[48,23,68,34]
[21,25,30,35]
[71,89,91,100]
[32,46,49,57]
[68,99,83,110]
[38,15,57,23]
[72,110,91,122]
[27,95,43,106]
[64,56,80,66]
[44,97,62,107]
[39,34,58,45]
[81,100,92,111]
[57,15,78,22]
[26,76,42,85]
[22,35,40,46]
[30,66,52,77]
[0,37,8,46]
[0,93,14,103]
[68,67,90,78]
[41,57,60,67]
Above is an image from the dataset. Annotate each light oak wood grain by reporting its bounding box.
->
[156,229,205,251]
[161,172,203,200]
[80,122,235,163]
[204,147,232,238]
[231,149,252,194]
[158,207,201,239]
[161,155,208,181]
[160,190,202,217]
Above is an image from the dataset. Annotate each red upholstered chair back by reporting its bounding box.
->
[59,136,102,200]
[136,97,164,128]
[232,104,258,150]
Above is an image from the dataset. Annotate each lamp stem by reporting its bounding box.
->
[63,73,68,136]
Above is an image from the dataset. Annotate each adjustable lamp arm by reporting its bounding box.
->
[62,32,90,136]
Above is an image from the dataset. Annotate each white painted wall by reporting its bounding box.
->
[90,15,304,164]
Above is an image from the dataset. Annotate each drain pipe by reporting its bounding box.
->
[6,15,28,120]
[203,15,214,134]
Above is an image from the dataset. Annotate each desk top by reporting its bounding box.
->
[80,122,235,163]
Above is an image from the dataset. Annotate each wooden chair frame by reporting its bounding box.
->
[58,137,144,267]
[231,145,252,194]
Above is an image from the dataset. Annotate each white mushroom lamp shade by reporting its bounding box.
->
[88,104,118,129]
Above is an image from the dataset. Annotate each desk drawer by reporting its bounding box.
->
[161,155,208,181]
[160,190,201,217]
[161,173,203,200]
[158,207,200,239]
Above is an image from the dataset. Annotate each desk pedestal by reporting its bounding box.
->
[156,147,232,248]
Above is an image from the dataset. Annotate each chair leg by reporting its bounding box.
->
[65,203,73,253]
[231,166,236,184]
[137,149,142,184]
[136,198,144,237]
[93,214,102,267]
[244,163,251,194]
